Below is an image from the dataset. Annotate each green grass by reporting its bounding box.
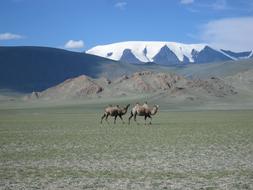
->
[0,105,253,189]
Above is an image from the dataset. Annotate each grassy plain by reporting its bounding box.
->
[0,102,253,189]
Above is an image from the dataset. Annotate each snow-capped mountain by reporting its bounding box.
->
[86,41,253,65]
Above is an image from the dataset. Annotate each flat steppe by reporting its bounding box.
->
[0,101,253,189]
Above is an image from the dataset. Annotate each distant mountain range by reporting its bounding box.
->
[1,45,253,93]
[87,41,253,65]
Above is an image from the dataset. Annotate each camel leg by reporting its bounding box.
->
[147,115,152,125]
[128,112,133,125]
[105,113,110,124]
[134,113,139,125]
[101,113,106,124]
[119,115,124,124]
[114,115,117,124]
[144,115,147,125]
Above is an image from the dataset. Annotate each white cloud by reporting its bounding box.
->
[180,0,194,5]
[115,1,127,9]
[200,17,253,51]
[0,33,24,40]
[211,0,228,10]
[64,40,84,49]
[185,0,230,12]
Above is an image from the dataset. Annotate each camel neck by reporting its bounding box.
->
[151,106,158,115]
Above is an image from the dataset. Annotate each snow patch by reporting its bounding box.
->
[86,41,207,63]
[248,50,253,58]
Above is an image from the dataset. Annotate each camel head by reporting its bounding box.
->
[121,104,130,115]
[151,104,159,115]
[125,104,130,109]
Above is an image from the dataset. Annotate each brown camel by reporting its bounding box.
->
[128,102,159,125]
[101,104,130,124]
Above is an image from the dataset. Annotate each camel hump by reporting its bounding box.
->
[143,102,149,109]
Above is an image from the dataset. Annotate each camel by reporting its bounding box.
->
[101,104,130,124]
[128,102,159,125]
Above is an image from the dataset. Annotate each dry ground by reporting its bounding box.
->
[0,105,253,189]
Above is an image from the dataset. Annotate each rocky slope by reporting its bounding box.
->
[25,71,237,101]
[225,69,253,92]
[25,75,104,100]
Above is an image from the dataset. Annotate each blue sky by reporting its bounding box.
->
[1,0,253,51]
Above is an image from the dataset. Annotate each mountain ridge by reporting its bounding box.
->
[87,41,252,65]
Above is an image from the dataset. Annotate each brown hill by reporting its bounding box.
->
[25,75,103,100]
[25,71,237,100]
[112,71,186,93]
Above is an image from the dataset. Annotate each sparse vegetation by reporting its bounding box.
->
[1,104,253,189]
